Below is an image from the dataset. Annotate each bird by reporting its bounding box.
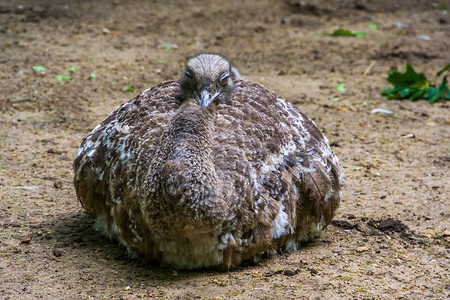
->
[73,53,343,270]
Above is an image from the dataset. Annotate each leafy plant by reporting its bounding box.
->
[329,29,366,38]
[65,66,76,72]
[336,83,346,94]
[381,64,450,103]
[56,75,73,81]
[124,85,134,92]
[32,65,46,72]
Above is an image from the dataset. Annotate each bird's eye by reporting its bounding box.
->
[219,72,229,85]
[185,70,193,78]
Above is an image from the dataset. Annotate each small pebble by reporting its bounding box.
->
[356,246,369,253]
[417,34,431,40]
[308,268,318,276]
[53,181,63,189]
[21,237,31,244]
[283,269,298,276]
[370,108,393,115]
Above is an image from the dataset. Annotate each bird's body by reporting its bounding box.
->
[74,54,343,270]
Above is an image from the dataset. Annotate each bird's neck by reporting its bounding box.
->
[168,99,215,155]
[157,100,227,222]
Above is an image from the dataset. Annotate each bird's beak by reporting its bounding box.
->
[199,87,212,107]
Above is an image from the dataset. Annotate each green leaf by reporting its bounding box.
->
[56,75,73,81]
[408,80,430,90]
[330,29,366,38]
[330,29,353,36]
[32,65,46,72]
[157,59,167,64]
[398,88,411,98]
[124,85,134,92]
[423,87,437,99]
[367,23,378,29]
[425,87,440,103]
[442,77,450,100]
[428,76,450,103]
[437,4,449,11]
[385,64,429,87]
[336,83,346,94]
[160,43,178,50]
[89,73,97,78]
[409,88,427,101]
[65,66,76,72]
[436,64,450,77]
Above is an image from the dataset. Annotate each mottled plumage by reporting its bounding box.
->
[74,54,343,270]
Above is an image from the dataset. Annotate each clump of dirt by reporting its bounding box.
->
[1,0,449,299]
[368,218,409,233]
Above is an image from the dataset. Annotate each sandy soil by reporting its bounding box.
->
[0,0,449,299]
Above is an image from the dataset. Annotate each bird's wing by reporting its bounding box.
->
[213,80,342,245]
[73,81,181,217]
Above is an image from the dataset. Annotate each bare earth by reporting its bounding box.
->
[1,0,449,299]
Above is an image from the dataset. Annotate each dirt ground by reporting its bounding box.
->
[0,0,449,299]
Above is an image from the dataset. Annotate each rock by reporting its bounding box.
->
[47,148,63,155]
[283,269,299,276]
[53,181,63,189]
[308,268,318,276]
[21,237,31,244]
[53,249,62,257]
[356,246,369,253]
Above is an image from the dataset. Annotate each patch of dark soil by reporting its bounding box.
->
[433,155,450,168]
[285,1,333,16]
[331,218,409,236]
[265,268,301,277]
[371,39,442,63]
[368,218,409,233]
[372,50,439,61]
[331,219,358,230]
[284,0,434,16]
[0,3,76,21]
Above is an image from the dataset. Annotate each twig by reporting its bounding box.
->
[363,61,376,76]
[9,97,32,103]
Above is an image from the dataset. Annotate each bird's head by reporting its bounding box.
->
[179,54,236,108]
